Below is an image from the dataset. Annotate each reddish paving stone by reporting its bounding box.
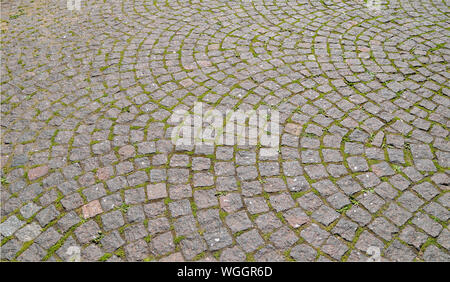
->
[28,166,49,181]
[82,200,103,219]
[147,183,168,200]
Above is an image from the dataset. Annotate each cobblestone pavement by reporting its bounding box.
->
[1,0,449,262]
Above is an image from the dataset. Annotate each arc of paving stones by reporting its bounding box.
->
[1,0,449,262]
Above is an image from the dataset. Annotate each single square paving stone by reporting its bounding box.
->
[424,202,450,222]
[106,176,128,192]
[384,239,417,262]
[1,239,22,260]
[241,180,263,197]
[100,193,122,212]
[322,149,343,163]
[255,212,283,233]
[422,245,450,262]
[219,193,243,213]
[411,182,439,201]
[147,183,167,200]
[410,144,433,159]
[389,174,410,191]
[387,148,405,164]
[399,225,428,250]
[126,205,145,223]
[332,218,358,242]
[0,215,25,237]
[402,166,423,182]
[371,162,395,177]
[15,222,42,242]
[61,193,84,211]
[150,169,167,183]
[412,213,443,237]
[254,244,285,262]
[312,205,340,226]
[28,165,49,181]
[374,182,398,200]
[169,184,192,200]
[283,207,310,229]
[57,181,79,196]
[300,223,330,247]
[437,228,450,250]
[327,164,349,178]
[356,173,381,188]
[74,220,101,244]
[270,226,299,249]
[203,227,233,251]
[39,189,59,207]
[290,244,317,262]
[82,200,103,219]
[147,214,171,234]
[355,230,385,254]
[286,176,309,192]
[58,211,81,232]
[193,172,214,187]
[397,191,424,212]
[216,176,239,192]
[369,217,399,241]
[194,189,218,209]
[150,231,175,256]
[269,192,295,212]
[225,211,252,233]
[101,230,125,252]
[344,142,364,155]
[282,161,303,177]
[82,244,104,261]
[125,239,150,261]
[124,187,146,204]
[327,192,351,210]
[216,147,234,160]
[438,193,450,209]
[347,206,372,226]
[311,179,339,197]
[322,236,349,260]
[101,210,125,231]
[347,156,369,172]
[220,246,246,262]
[357,192,385,214]
[336,176,363,195]
[137,141,156,155]
[35,205,59,227]
[384,203,412,227]
[17,243,46,262]
[244,197,270,214]
[304,164,329,180]
[173,215,197,238]
[180,236,207,260]
[35,227,61,249]
[236,166,258,181]
[262,177,287,193]
[21,183,43,202]
[197,209,222,231]
[169,199,192,217]
[301,150,321,164]
[297,192,323,212]
[56,237,80,262]
[415,159,436,172]
[143,201,166,218]
[236,229,265,253]
[82,183,107,202]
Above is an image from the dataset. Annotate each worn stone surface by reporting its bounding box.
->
[1,0,449,262]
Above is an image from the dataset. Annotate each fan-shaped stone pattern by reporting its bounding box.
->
[1,0,449,262]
